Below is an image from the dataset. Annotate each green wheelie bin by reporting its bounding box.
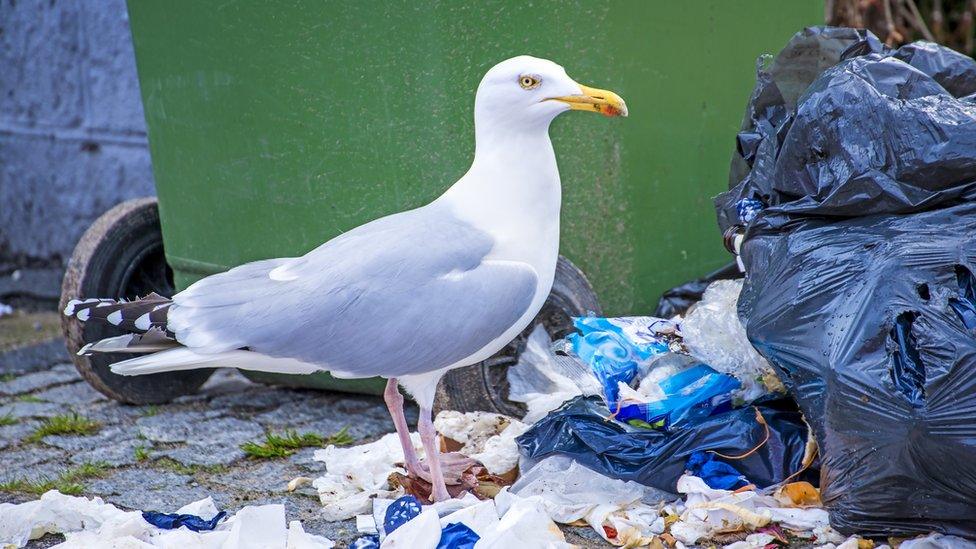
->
[60,1,822,412]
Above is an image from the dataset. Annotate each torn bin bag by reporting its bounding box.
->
[516,396,812,495]
[721,27,976,537]
[738,204,976,537]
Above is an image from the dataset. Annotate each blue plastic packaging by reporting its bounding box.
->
[141,510,227,532]
[616,363,740,431]
[383,495,422,535]
[685,450,750,490]
[436,522,480,549]
[568,316,673,409]
[349,534,380,549]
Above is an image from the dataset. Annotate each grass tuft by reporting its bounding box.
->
[0,413,17,426]
[0,461,108,496]
[0,373,17,382]
[27,413,100,442]
[241,427,353,459]
[134,445,150,462]
[18,395,44,403]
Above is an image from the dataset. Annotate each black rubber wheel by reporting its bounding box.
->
[59,197,214,404]
[434,256,602,416]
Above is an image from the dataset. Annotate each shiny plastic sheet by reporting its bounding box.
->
[516,396,811,495]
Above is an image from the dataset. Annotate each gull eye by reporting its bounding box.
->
[519,75,541,90]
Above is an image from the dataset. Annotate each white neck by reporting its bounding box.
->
[436,123,562,267]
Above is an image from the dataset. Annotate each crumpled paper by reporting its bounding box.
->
[506,324,602,423]
[512,456,667,547]
[315,413,527,521]
[669,475,843,546]
[433,411,528,476]
[312,432,423,521]
[0,491,334,549]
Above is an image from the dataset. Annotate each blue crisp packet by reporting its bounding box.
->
[685,451,750,490]
[142,510,227,532]
[383,495,422,535]
[436,522,480,549]
[616,363,740,431]
[568,316,674,410]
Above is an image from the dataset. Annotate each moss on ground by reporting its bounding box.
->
[241,427,353,459]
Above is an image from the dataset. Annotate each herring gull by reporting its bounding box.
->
[64,55,627,501]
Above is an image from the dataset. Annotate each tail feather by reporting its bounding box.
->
[77,329,180,356]
[110,348,323,376]
[64,293,172,333]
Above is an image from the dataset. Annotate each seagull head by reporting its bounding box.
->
[474,55,628,134]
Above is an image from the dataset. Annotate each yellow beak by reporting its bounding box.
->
[549,84,628,117]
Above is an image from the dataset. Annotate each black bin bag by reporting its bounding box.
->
[716,27,976,537]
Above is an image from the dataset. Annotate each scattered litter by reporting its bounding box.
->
[669,474,844,546]
[287,476,313,492]
[899,533,976,549]
[512,455,666,546]
[312,432,423,520]
[141,496,227,532]
[567,316,678,411]
[684,451,749,491]
[680,279,783,402]
[0,490,334,548]
[433,411,528,476]
[506,324,602,423]
[615,361,740,431]
[0,302,13,318]
[383,495,422,535]
[349,535,380,549]
[436,521,479,549]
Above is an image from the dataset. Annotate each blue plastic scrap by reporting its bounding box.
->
[950,265,976,330]
[141,510,227,532]
[349,534,380,549]
[735,197,765,224]
[685,450,750,490]
[436,522,480,549]
[568,316,672,409]
[615,364,740,431]
[383,495,422,535]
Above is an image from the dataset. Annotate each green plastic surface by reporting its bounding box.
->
[127,1,820,392]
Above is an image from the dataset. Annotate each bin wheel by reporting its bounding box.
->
[60,197,214,404]
[435,256,601,416]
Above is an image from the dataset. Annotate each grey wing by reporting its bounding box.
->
[167,205,539,377]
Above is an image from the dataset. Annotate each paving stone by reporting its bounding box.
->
[87,468,224,513]
[209,460,297,494]
[85,401,145,425]
[0,364,80,396]
[0,400,68,419]
[0,419,40,446]
[135,410,223,443]
[0,447,64,482]
[69,438,145,467]
[157,417,265,468]
[43,426,134,453]
[0,460,68,486]
[208,387,305,412]
[32,382,107,405]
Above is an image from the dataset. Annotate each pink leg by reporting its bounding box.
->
[384,378,423,476]
[418,405,450,502]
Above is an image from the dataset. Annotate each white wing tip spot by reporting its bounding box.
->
[107,311,123,325]
[134,312,152,331]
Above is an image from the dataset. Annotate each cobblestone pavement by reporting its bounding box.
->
[0,338,605,548]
